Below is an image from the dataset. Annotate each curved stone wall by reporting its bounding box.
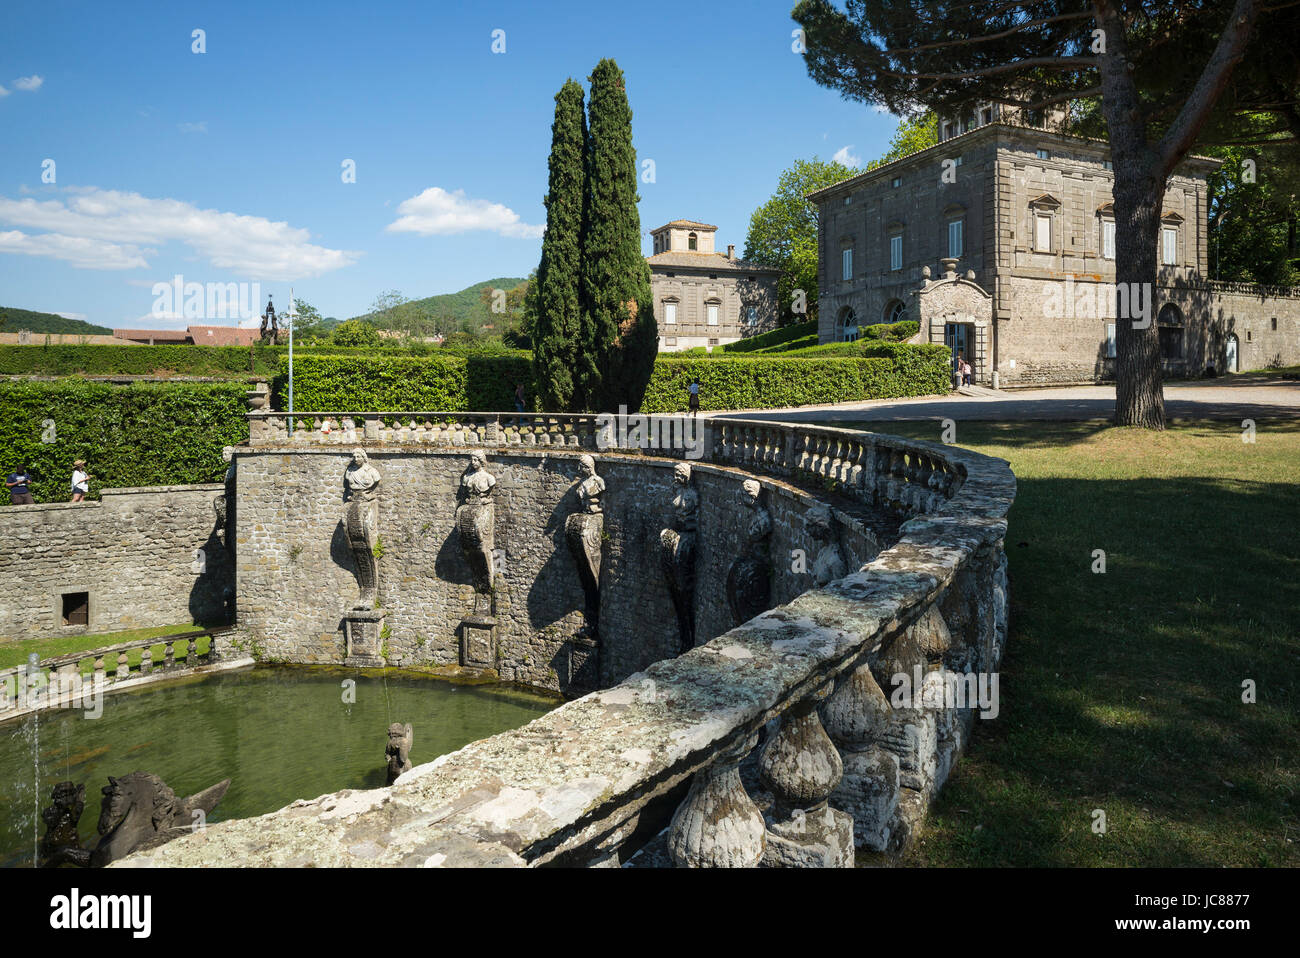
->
[120,415,1014,868]
[233,448,882,693]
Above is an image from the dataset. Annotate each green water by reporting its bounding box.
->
[0,665,556,868]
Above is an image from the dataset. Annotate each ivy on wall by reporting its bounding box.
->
[0,380,247,503]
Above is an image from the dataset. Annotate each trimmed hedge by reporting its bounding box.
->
[0,343,530,378]
[721,320,818,353]
[641,346,951,412]
[278,354,532,412]
[0,380,247,503]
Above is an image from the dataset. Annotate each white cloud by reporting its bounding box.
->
[832,145,862,168]
[178,121,207,134]
[386,187,543,239]
[13,75,44,92]
[0,86,9,98]
[0,187,360,279]
[54,312,87,321]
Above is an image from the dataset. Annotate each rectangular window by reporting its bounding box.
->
[664,302,677,325]
[1037,149,1050,160]
[842,247,853,280]
[1162,227,1177,265]
[1035,213,1052,252]
[1102,219,1115,259]
[948,219,964,259]
[980,107,993,125]
[1105,323,1116,359]
[745,306,758,325]
[891,176,901,188]
[707,304,719,326]
[890,234,903,270]
[62,592,89,626]
[1103,160,1113,171]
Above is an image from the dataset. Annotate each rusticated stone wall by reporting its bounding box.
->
[232,449,882,694]
[0,484,232,643]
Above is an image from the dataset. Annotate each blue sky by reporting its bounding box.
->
[0,0,899,328]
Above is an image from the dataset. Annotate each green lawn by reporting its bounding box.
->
[0,623,209,671]
[844,418,1300,867]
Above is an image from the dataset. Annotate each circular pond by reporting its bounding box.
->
[0,665,556,867]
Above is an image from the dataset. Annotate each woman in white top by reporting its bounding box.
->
[70,459,90,503]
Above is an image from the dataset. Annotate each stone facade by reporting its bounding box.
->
[647,220,782,352]
[811,122,1300,384]
[0,484,232,642]
[232,447,880,696]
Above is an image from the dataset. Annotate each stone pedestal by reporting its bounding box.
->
[459,616,497,669]
[344,609,386,668]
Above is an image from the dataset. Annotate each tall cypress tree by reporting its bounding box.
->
[532,79,587,412]
[579,59,656,412]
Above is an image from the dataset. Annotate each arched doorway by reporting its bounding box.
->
[1225,333,1239,373]
[838,306,858,342]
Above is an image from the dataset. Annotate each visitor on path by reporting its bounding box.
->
[687,377,701,417]
[962,357,973,386]
[513,381,526,414]
[70,459,90,503]
[954,353,965,390]
[5,463,34,505]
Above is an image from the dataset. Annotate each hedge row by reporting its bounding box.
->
[276,354,532,412]
[721,320,818,353]
[0,343,531,378]
[0,380,247,503]
[641,348,950,412]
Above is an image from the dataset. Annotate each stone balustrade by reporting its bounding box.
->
[0,628,244,722]
[119,416,1013,868]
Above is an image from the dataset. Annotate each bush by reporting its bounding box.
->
[279,353,533,412]
[0,344,265,377]
[721,320,818,353]
[331,320,381,347]
[641,346,950,413]
[862,319,920,341]
[0,380,247,503]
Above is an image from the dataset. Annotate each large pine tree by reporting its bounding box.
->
[579,59,656,412]
[532,79,587,412]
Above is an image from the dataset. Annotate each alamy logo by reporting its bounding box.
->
[151,274,261,321]
[596,406,706,460]
[1041,274,1153,329]
[49,889,151,938]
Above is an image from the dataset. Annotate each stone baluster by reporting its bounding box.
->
[116,650,130,678]
[0,673,9,711]
[667,734,765,868]
[93,655,106,687]
[207,633,219,662]
[186,635,198,664]
[758,686,854,866]
[163,641,175,669]
[823,661,901,853]
[141,647,153,674]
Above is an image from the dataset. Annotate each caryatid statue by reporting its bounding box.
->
[659,461,699,653]
[565,454,606,635]
[456,451,497,613]
[344,448,382,610]
[807,504,847,588]
[726,478,773,626]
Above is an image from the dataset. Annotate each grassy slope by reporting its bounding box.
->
[0,624,206,670]
[0,307,112,335]
[843,418,1299,867]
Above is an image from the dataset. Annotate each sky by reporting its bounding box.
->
[0,0,900,329]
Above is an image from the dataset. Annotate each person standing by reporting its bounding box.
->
[5,463,34,505]
[687,377,701,417]
[70,459,90,503]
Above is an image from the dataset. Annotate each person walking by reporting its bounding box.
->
[70,459,90,503]
[687,377,701,417]
[5,463,34,505]
[962,357,973,386]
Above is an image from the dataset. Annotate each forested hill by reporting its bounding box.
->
[0,307,112,335]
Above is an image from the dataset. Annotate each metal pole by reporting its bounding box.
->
[288,287,295,437]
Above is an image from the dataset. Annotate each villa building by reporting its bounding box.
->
[647,220,781,352]
[809,112,1300,385]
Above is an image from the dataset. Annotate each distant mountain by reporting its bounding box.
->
[0,307,112,336]
[347,278,528,336]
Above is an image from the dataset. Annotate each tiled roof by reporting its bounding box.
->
[646,250,781,273]
[650,220,718,232]
[187,325,261,346]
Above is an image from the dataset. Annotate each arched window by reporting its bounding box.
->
[688,231,698,251]
[838,306,858,342]
[883,300,906,325]
[1157,303,1184,360]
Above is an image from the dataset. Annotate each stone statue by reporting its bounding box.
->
[807,504,847,587]
[726,478,773,626]
[344,448,382,610]
[259,297,278,345]
[565,455,606,636]
[456,451,497,613]
[385,722,413,785]
[39,781,87,867]
[40,773,230,867]
[659,462,699,653]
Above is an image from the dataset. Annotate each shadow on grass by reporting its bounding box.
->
[907,474,1299,867]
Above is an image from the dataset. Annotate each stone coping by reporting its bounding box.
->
[118,422,1013,868]
[0,483,225,514]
